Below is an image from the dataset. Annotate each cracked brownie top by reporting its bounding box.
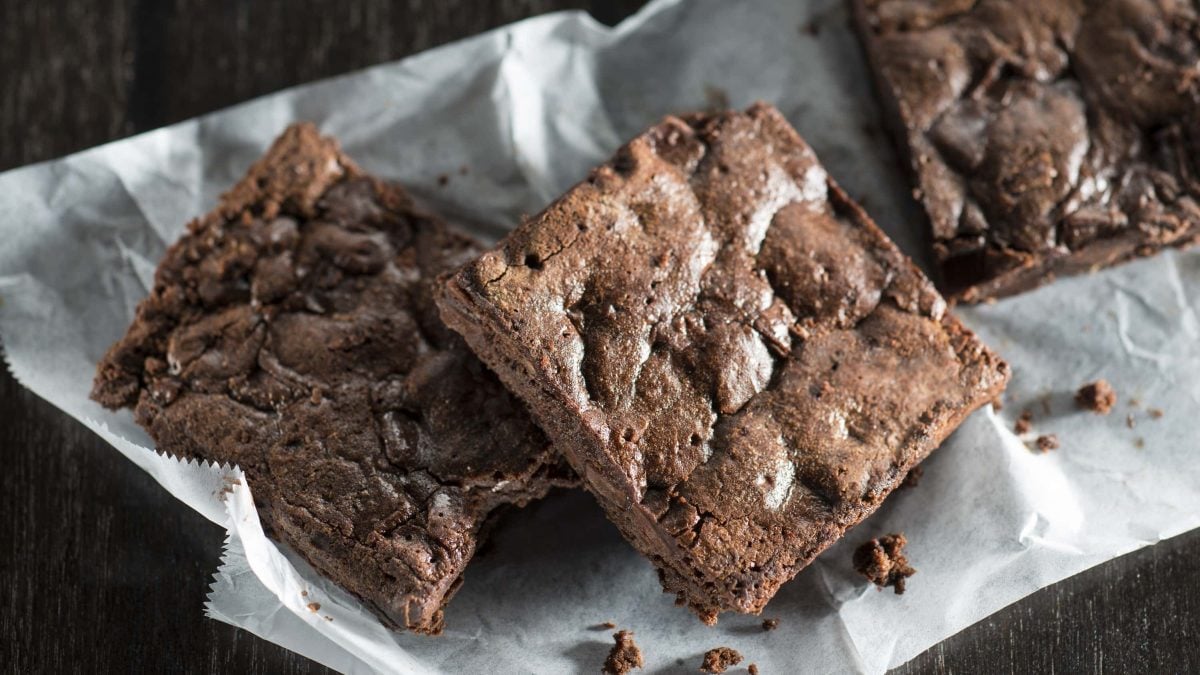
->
[439,103,1009,621]
[91,124,571,635]
[856,0,1200,301]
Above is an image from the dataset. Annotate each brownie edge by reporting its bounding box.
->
[438,103,1009,622]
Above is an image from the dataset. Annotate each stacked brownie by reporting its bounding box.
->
[437,103,1009,621]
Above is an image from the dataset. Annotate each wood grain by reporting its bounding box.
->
[0,1,1196,673]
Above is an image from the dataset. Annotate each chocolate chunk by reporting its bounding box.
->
[701,647,743,673]
[855,0,1200,302]
[1076,380,1117,414]
[603,631,644,675]
[438,104,1008,623]
[853,533,916,594]
[91,124,572,635]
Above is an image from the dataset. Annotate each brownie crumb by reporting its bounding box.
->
[991,396,1004,412]
[306,602,321,613]
[700,647,743,673]
[599,621,617,629]
[748,664,760,675]
[1126,414,1136,429]
[1149,408,1164,419]
[602,631,644,675]
[1134,437,1146,449]
[853,533,915,594]
[900,466,923,489]
[761,618,779,631]
[1075,380,1116,414]
[1035,434,1060,453]
[436,173,450,187]
[1014,410,1033,435]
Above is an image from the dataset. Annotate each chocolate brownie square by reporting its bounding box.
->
[91,124,572,634]
[438,103,1009,622]
[854,0,1200,302]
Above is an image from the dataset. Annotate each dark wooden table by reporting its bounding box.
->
[1,2,1197,672]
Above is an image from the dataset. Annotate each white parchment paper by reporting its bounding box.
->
[2,0,1198,672]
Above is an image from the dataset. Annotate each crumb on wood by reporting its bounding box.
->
[1075,379,1117,414]
[602,631,644,675]
[853,533,915,594]
[1015,410,1033,435]
[1035,434,1059,453]
[761,617,779,631]
[700,647,743,673]
[900,465,923,489]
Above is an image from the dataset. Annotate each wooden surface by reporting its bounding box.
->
[0,1,1196,672]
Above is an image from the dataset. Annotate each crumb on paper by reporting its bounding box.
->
[602,630,643,675]
[437,173,450,187]
[1134,437,1146,449]
[1149,408,1164,419]
[700,647,743,673]
[306,602,321,613]
[704,84,730,111]
[900,465,923,489]
[300,590,308,597]
[853,533,915,594]
[1129,397,1141,408]
[761,617,779,631]
[1126,414,1136,429]
[991,396,1004,412]
[1039,394,1052,415]
[458,164,469,176]
[748,665,759,675]
[594,621,617,630]
[1035,434,1059,453]
[323,615,333,622]
[1015,410,1033,435]
[1075,380,1116,414]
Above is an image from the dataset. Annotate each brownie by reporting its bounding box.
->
[854,0,1200,302]
[853,533,916,594]
[90,124,571,635]
[437,104,1010,622]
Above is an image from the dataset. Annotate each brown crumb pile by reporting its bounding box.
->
[853,533,916,594]
[1075,380,1117,414]
[602,631,644,675]
[900,465,923,489]
[700,647,743,673]
[748,664,760,675]
[1014,410,1033,434]
[761,617,779,631]
[1035,434,1059,453]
